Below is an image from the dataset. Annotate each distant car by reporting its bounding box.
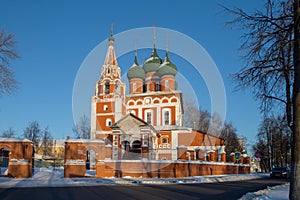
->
[270,167,290,179]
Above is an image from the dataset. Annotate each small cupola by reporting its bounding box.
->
[127,53,145,80]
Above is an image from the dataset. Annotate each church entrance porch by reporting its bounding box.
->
[121,140,142,160]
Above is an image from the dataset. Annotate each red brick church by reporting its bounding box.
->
[89,32,225,162]
[64,31,251,178]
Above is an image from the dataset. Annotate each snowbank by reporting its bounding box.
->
[239,183,289,200]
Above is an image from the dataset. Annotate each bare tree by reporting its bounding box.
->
[255,115,291,170]
[73,115,91,139]
[223,0,300,198]
[220,122,243,161]
[198,110,211,133]
[253,139,269,172]
[40,127,53,156]
[183,100,201,129]
[1,127,16,138]
[292,0,300,198]
[223,1,294,125]
[182,99,212,133]
[23,121,41,147]
[0,30,20,97]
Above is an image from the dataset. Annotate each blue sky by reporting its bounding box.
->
[1,1,265,149]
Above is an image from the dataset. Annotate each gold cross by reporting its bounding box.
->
[110,23,114,35]
[166,33,169,51]
[133,38,138,56]
[153,24,157,47]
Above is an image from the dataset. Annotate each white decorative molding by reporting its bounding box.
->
[9,159,29,165]
[65,159,85,165]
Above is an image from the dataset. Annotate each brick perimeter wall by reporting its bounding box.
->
[64,164,86,178]
[94,161,250,178]
[8,164,32,178]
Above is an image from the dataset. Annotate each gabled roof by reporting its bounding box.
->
[111,113,158,136]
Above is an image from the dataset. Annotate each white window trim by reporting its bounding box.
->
[144,109,153,125]
[162,108,171,125]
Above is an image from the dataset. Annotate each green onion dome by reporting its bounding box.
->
[157,52,178,77]
[127,55,145,80]
[108,34,115,41]
[142,48,162,73]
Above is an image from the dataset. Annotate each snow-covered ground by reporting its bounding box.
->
[0,167,290,199]
[239,183,289,200]
[0,167,271,188]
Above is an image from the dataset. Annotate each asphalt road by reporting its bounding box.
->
[0,178,288,200]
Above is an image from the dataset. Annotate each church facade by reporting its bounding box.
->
[89,33,225,162]
[64,32,251,178]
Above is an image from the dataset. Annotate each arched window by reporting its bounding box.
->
[105,81,110,94]
[103,105,108,111]
[106,118,112,127]
[162,137,168,144]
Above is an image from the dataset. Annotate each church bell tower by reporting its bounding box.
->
[90,33,126,139]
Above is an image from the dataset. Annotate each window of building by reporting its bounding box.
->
[145,110,152,124]
[104,105,108,111]
[133,83,136,92]
[105,81,110,94]
[155,82,160,91]
[163,109,171,125]
[162,137,168,144]
[147,84,150,92]
[165,80,169,89]
[106,118,112,127]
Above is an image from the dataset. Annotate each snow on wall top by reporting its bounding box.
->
[0,138,32,143]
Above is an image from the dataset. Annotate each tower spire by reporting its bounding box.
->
[104,24,118,66]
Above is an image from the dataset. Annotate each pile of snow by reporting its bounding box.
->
[239,183,289,200]
[0,167,8,175]
[138,174,269,185]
